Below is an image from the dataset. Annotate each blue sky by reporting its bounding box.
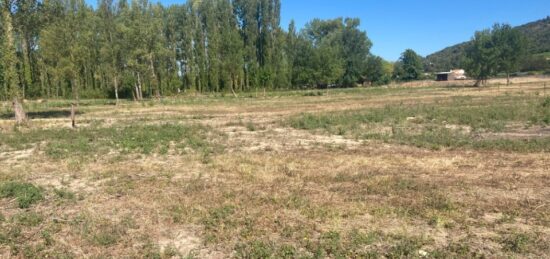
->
[89,0,550,61]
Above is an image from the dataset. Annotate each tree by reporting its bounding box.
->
[464,29,498,86]
[364,55,392,86]
[295,18,346,88]
[98,0,123,103]
[2,0,26,124]
[0,0,384,100]
[341,18,372,87]
[296,17,372,88]
[464,24,527,87]
[394,49,423,81]
[492,24,527,85]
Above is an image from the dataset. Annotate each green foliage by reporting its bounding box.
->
[202,205,236,243]
[492,24,527,81]
[365,55,392,86]
[460,24,527,85]
[0,182,43,208]
[13,212,43,227]
[464,28,499,85]
[0,0,391,100]
[54,188,76,201]
[394,49,424,81]
[292,17,373,88]
[235,240,274,259]
[501,233,532,253]
[1,1,22,99]
[428,17,550,72]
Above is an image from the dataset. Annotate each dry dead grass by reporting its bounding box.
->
[0,80,549,258]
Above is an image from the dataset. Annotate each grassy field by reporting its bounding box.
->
[1,79,550,258]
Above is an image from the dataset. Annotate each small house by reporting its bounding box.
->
[436,69,466,81]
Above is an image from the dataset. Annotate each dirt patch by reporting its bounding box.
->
[483,126,550,140]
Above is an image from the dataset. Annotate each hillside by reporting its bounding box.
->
[426,16,550,72]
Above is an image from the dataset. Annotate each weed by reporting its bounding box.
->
[13,212,43,227]
[54,188,76,201]
[140,241,162,259]
[501,232,531,253]
[0,182,43,208]
[318,231,345,257]
[235,240,274,258]
[385,236,426,259]
[91,227,122,247]
[0,123,220,159]
[246,121,257,131]
[202,205,236,243]
[41,230,54,246]
[286,95,550,152]
[276,244,297,258]
[348,229,380,248]
[425,192,455,212]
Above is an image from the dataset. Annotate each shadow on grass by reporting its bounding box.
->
[0,110,84,120]
[444,84,481,89]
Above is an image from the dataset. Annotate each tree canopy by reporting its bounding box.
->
[393,49,424,81]
[0,0,391,101]
[464,23,527,86]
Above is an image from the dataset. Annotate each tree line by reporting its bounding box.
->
[390,24,529,86]
[1,0,394,106]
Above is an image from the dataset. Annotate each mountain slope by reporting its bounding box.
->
[426,16,550,72]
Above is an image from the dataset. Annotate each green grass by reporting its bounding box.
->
[233,230,429,258]
[286,95,550,152]
[13,212,44,227]
[0,182,44,208]
[0,123,221,159]
[502,234,529,253]
[54,188,76,201]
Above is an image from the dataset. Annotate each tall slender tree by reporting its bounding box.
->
[2,0,26,124]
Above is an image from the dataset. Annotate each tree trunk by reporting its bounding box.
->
[21,38,33,91]
[474,80,481,87]
[114,75,119,105]
[230,76,238,98]
[137,72,143,100]
[149,54,160,99]
[13,98,27,125]
[506,73,510,86]
[71,103,76,128]
[72,79,80,103]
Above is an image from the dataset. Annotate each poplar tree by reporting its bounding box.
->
[0,0,392,102]
[2,0,26,124]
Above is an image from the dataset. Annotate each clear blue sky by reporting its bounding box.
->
[89,0,550,61]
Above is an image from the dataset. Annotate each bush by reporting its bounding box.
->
[0,182,44,208]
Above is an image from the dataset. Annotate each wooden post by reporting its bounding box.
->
[13,98,27,125]
[71,103,76,129]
